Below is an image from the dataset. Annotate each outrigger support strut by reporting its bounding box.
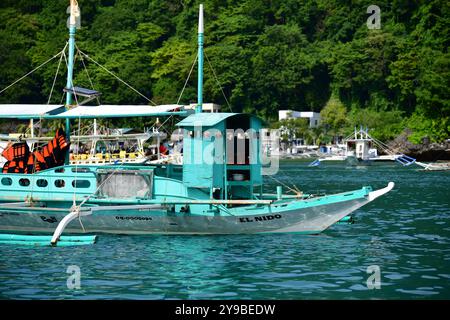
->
[0,205,96,246]
[50,206,93,246]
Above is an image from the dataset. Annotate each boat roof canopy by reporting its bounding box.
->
[176,112,238,127]
[50,104,186,119]
[176,112,265,128]
[0,104,187,119]
[0,104,66,118]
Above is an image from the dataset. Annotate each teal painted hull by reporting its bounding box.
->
[0,233,97,246]
[0,4,396,241]
[0,165,393,236]
[0,193,370,235]
[0,240,95,247]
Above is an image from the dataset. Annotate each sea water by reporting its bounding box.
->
[0,161,449,299]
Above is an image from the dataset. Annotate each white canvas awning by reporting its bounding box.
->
[47,104,186,119]
[0,104,187,119]
[0,104,65,118]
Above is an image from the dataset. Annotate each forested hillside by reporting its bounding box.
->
[0,0,448,143]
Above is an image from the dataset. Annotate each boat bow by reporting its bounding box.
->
[367,182,395,202]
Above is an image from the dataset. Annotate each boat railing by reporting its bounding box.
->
[70,151,145,161]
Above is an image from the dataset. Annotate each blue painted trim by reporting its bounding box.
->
[64,25,76,165]
[65,26,76,107]
[196,32,204,113]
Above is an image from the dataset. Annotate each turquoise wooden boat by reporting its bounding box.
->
[0,2,394,245]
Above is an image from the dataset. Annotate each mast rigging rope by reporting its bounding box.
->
[77,49,157,106]
[47,43,68,105]
[204,51,233,112]
[0,49,64,95]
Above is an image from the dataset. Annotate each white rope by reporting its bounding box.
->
[28,117,41,200]
[266,174,301,195]
[72,113,82,207]
[204,51,233,112]
[266,163,302,194]
[47,43,68,104]
[73,110,180,211]
[153,114,174,138]
[0,50,63,95]
[61,46,197,211]
[59,50,70,104]
[78,50,157,106]
[0,46,68,140]
[177,53,198,104]
[74,139,145,208]
[66,53,82,207]
[76,45,101,105]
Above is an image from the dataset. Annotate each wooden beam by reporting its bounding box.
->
[87,198,273,206]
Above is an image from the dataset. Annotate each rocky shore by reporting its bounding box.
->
[388,130,450,161]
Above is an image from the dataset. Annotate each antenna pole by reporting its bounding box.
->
[65,28,76,107]
[196,4,204,114]
[64,0,79,164]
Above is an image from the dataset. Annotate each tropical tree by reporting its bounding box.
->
[320,94,348,143]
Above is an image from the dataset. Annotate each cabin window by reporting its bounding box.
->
[19,178,30,187]
[173,166,183,173]
[36,179,48,187]
[1,177,12,186]
[72,180,91,188]
[55,179,65,188]
[55,168,65,173]
[226,115,251,165]
[98,171,152,199]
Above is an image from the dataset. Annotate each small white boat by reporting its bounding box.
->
[415,161,450,171]
[310,127,415,166]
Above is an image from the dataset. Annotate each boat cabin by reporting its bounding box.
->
[177,112,263,200]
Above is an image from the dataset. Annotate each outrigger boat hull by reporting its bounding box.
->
[0,3,396,243]
[0,183,394,235]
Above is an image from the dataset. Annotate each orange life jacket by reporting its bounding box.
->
[2,128,69,174]
[2,161,10,173]
[56,128,69,150]
[25,153,36,174]
[2,141,29,161]
[3,159,26,173]
[36,128,70,171]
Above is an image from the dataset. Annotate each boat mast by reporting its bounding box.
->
[65,0,80,164]
[196,4,204,114]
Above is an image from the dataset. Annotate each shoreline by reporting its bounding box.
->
[388,133,450,161]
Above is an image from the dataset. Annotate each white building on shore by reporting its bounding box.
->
[260,110,322,158]
[186,103,221,113]
[278,110,321,128]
